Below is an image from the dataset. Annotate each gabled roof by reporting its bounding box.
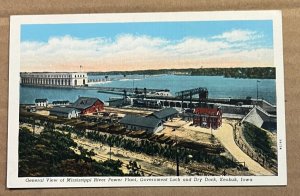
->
[243,107,264,128]
[71,97,103,110]
[152,108,178,119]
[52,100,70,104]
[242,106,276,128]
[35,98,48,103]
[194,107,221,116]
[50,106,80,114]
[120,114,161,128]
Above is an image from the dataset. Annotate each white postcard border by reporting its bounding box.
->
[7,11,286,188]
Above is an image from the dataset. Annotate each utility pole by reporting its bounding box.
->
[176,148,179,176]
[189,91,192,109]
[32,119,35,135]
[132,79,135,91]
[174,135,180,176]
[256,80,260,105]
[181,92,184,110]
[109,141,112,160]
[210,121,212,135]
[123,90,127,104]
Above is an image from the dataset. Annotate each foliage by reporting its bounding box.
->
[88,67,276,79]
[243,122,276,159]
[64,127,238,169]
[19,114,241,174]
[18,127,124,177]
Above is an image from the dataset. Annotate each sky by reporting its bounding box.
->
[20,20,274,72]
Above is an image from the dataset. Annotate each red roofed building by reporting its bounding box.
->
[71,97,104,114]
[193,106,222,129]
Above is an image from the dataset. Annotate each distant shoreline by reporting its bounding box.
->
[87,67,276,79]
[19,67,276,79]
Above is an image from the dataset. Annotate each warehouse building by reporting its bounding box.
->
[71,97,104,114]
[50,107,80,119]
[151,107,179,121]
[52,100,70,106]
[120,114,163,133]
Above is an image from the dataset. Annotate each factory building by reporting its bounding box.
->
[20,72,88,87]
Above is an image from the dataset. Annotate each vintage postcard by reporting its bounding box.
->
[7,11,286,188]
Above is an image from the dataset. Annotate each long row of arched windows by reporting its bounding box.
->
[74,74,86,78]
[22,73,87,79]
[21,78,72,86]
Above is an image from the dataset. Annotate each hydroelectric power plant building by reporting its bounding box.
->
[20,72,88,86]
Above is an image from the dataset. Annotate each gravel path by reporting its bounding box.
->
[214,122,273,176]
[183,121,273,175]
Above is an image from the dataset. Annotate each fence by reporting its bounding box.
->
[232,123,277,173]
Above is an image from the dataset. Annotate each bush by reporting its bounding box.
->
[243,122,276,159]
[18,128,125,177]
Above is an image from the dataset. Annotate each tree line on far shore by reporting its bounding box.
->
[88,67,276,79]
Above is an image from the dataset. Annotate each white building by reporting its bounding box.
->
[49,107,80,119]
[35,99,48,107]
[20,72,88,87]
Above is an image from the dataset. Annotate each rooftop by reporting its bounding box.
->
[120,114,162,128]
[50,107,80,114]
[35,98,48,103]
[194,107,221,116]
[21,72,87,74]
[242,106,276,129]
[71,97,103,110]
[152,108,178,119]
[52,100,70,104]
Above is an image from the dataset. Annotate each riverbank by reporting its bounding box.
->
[20,74,276,105]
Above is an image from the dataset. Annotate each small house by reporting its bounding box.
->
[49,107,80,119]
[35,98,48,107]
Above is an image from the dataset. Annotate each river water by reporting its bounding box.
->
[20,75,276,105]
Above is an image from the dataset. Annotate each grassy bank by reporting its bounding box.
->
[243,122,276,160]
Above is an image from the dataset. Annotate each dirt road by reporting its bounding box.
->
[214,123,273,175]
[182,120,273,175]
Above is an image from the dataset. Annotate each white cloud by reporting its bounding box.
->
[163,37,230,56]
[20,33,273,72]
[212,29,263,42]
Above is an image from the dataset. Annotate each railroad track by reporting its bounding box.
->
[76,141,164,176]
[76,140,221,176]
[93,154,164,176]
